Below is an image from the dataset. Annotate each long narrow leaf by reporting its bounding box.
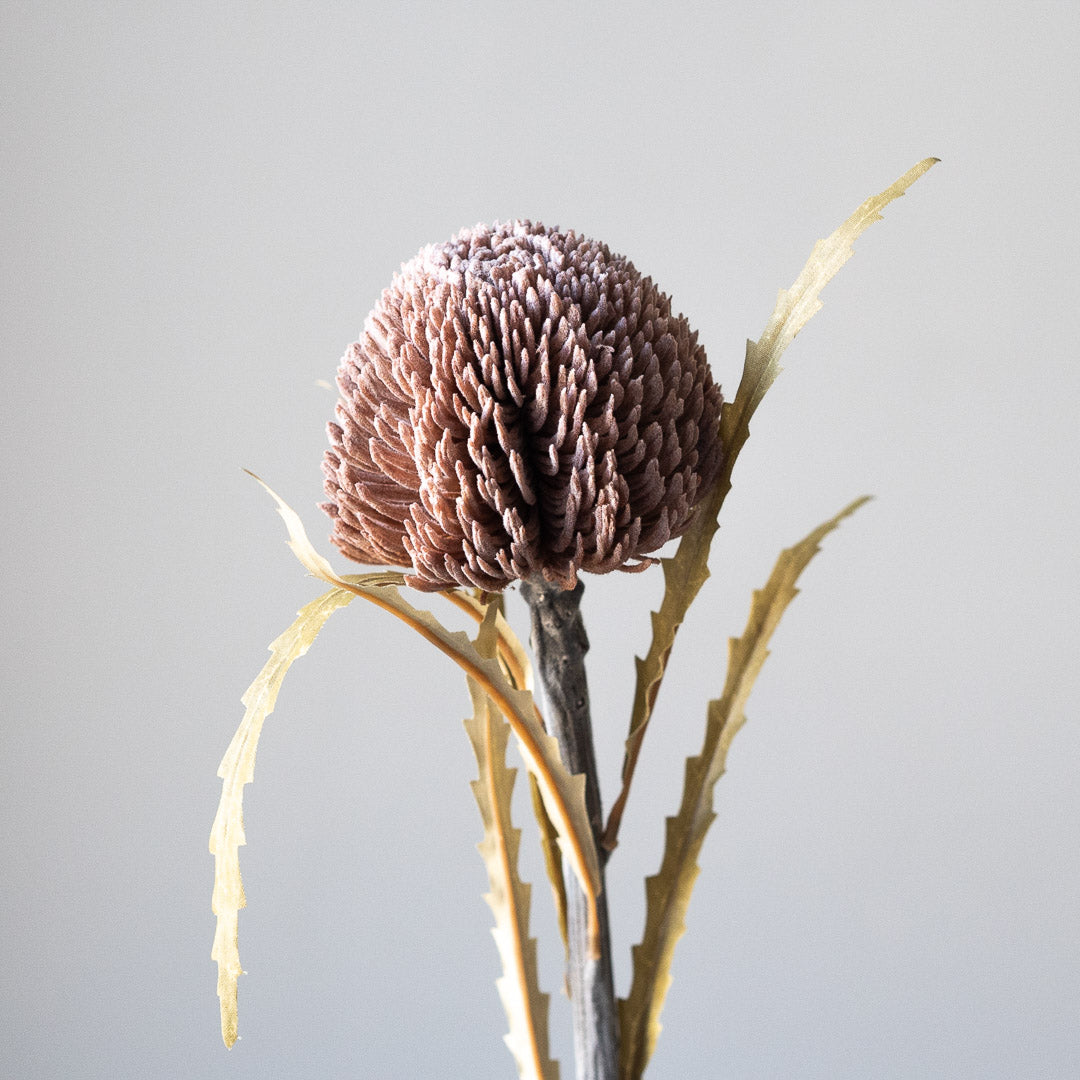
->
[444,589,534,695]
[465,605,560,1080]
[249,473,602,955]
[604,158,937,851]
[446,589,570,954]
[723,157,938,457]
[618,497,869,1080]
[209,585,355,1047]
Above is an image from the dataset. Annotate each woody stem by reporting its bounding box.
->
[520,578,617,1080]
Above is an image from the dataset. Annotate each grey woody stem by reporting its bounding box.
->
[520,578,617,1080]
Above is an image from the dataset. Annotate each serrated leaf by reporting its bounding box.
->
[209,585,355,1048]
[249,473,601,953]
[464,604,560,1080]
[447,590,569,954]
[618,497,869,1080]
[444,589,534,695]
[604,158,937,852]
[604,492,725,850]
[526,772,570,958]
[721,157,938,461]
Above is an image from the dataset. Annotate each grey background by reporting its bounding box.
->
[2,2,1077,1077]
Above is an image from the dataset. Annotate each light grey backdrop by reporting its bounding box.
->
[2,2,1077,1077]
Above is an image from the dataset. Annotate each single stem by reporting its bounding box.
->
[520,578,617,1080]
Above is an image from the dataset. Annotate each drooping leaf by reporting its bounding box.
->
[249,472,602,954]
[447,589,569,954]
[464,604,561,1080]
[604,158,938,851]
[618,497,870,1080]
[445,588,534,694]
[209,585,355,1048]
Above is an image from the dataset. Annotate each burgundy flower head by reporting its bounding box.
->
[321,221,724,592]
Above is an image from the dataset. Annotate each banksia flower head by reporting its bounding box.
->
[321,220,724,592]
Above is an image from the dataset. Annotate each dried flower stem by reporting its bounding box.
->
[520,578,617,1080]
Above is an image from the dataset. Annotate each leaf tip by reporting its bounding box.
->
[894,156,940,194]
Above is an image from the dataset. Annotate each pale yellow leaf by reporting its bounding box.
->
[722,157,938,457]
[446,590,569,953]
[249,473,602,953]
[527,772,570,958]
[605,158,937,852]
[209,585,355,1047]
[464,604,560,1080]
[618,497,869,1080]
[444,589,535,695]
